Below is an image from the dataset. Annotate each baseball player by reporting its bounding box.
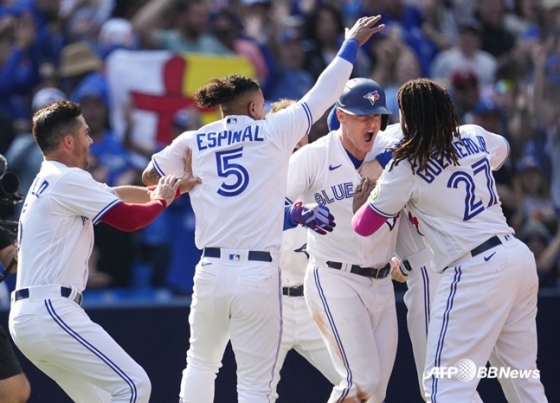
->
[353,78,548,403]
[355,127,487,403]
[265,99,340,401]
[285,78,401,403]
[8,101,192,403]
[141,16,385,403]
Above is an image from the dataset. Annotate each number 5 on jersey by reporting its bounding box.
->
[216,147,249,197]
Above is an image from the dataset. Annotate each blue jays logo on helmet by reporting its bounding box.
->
[335,78,392,130]
[363,91,381,105]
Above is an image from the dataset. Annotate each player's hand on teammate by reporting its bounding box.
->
[149,175,181,207]
[179,148,202,194]
[353,176,375,213]
[390,257,408,283]
[290,202,336,235]
[345,15,385,47]
[358,160,383,183]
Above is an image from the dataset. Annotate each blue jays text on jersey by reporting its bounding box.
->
[416,136,489,184]
[314,182,355,205]
[196,125,264,151]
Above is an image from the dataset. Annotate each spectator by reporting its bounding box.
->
[540,0,560,42]
[0,10,40,124]
[132,0,232,55]
[97,18,140,60]
[72,73,138,288]
[419,0,458,51]
[132,107,201,289]
[209,8,268,84]
[531,38,560,219]
[303,4,371,80]
[449,68,481,123]
[472,97,503,133]
[430,19,497,85]
[58,41,103,96]
[475,0,517,60]
[520,221,560,289]
[5,87,65,219]
[472,97,517,221]
[504,0,545,40]
[381,46,422,123]
[63,0,113,44]
[237,0,282,96]
[265,28,314,102]
[511,154,557,235]
[368,25,405,87]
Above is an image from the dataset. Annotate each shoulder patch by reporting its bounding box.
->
[368,183,380,203]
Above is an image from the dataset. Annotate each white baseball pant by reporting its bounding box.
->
[304,265,397,403]
[405,264,487,403]
[270,292,341,401]
[179,253,282,403]
[9,285,151,403]
[423,235,548,403]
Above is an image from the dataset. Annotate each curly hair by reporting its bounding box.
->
[268,98,296,115]
[391,78,461,174]
[32,101,83,155]
[194,75,260,109]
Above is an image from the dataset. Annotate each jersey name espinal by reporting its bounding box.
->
[196,125,264,151]
[417,136,489,184]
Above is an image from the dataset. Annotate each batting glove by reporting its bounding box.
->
[290,202,336,235]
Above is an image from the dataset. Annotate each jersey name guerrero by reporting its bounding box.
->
[416,135,490,184]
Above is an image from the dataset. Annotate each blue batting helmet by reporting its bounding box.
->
[336,78,391,130]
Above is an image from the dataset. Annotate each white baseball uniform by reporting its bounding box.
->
[374,125,505,403]
[9,160,151,403]
[270,224,340,401]
[367,124,548,403]
[150,47,357,403]
[286,131,399,403]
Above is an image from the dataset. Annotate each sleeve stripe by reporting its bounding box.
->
[495,137,510,170]
[285,197,293,205]
[92,199,122,224]
[152,158,165,177]
[301,102,312,134]
[367,201,396,218]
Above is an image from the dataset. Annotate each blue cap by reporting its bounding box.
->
[336,78,391,116]
[516,153,541,173]
[544,55,560,85]
[474,98,501,116]
[71,73,109,105]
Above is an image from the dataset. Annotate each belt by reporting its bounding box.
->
[326,261,391,279]
[470,235,502,257]
[14,286,83,306]
[282,285,304,297]
[203,247,272,262]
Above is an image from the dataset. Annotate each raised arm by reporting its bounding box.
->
[300,16,385,123]
[131,0,173,49]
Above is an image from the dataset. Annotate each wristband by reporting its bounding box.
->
[337,38,359,64]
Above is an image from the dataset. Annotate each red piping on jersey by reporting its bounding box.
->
[100,199,167,232]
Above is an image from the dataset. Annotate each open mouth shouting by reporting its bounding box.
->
[364,131,375,143]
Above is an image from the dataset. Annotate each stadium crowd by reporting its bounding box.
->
[0,0,559,295]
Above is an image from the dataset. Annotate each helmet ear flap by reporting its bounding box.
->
[381,115,389,131]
